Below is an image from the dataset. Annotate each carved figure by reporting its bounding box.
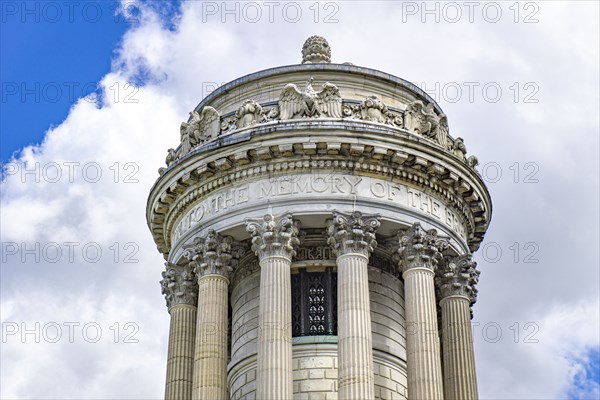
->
[437,114,449,148]
[467,155,479,169]
[180,106,220,146]
[235,100,266,129]
[452,137,467,159]
[278,78,342,120]
[165,148,177,167]
[404,100,439,137]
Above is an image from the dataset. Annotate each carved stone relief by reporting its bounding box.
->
[162,82,483,174]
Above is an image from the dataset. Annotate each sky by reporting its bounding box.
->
[1,1,599,399]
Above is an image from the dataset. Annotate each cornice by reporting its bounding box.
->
[147,121,491,255]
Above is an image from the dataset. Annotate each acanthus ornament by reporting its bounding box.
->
[160,262,198,309]
[327,210,381,257]
[395,222,449,274]
[436,254,480,304]
[183,230,242,280]
[245,213,300,260]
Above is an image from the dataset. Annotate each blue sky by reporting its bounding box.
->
[568,347,600,399]
[1,1,182,161]
[1,1,130,161]
[1,1,598,399]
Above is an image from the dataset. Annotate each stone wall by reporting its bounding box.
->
[229,271,260,400]
[228,267,407,399]
[292,339,338,399]
[370,268,408,399]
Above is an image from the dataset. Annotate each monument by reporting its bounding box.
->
[147,36,492,400]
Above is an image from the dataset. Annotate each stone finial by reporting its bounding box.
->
[395,223,449,274]
[160,262,198,309]
[302,35,331,64]
[184,230,240,280]
[327,210,381,257]
[436,254,480,303]
[245,213,300,259]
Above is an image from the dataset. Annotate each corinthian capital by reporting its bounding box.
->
[327,210,381,257]
[436,254,480,303]
[184,229,241,280]
[245,213,300,260]
[160,262,198,309]
[396,222,448,273]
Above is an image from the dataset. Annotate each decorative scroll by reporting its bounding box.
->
[235,99,267,129]
[294,245,336,261]
[342,96,403,127]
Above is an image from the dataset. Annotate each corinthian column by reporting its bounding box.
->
[187,230,239,400]
[327,210,381,400]
[245,213,300,400]
[161,262,198,400]
[436,254,480,399]
[396,223,448,400]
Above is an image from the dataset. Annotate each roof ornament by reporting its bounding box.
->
[302,36,331,64]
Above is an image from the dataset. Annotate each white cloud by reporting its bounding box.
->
[1,1,598,398]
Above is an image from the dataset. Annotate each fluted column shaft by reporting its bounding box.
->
[327,210,380,400]
[165,304,197,400]
[192,275,229,400]
[440,295,478,399]
[245,213,299,400]
[337,252,375,400]
[403,267,444,399]
[161,262,198,400]
[257,255,293,399]
[437,254,480,399]
[396,223,448,400]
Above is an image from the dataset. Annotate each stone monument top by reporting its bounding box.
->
[301,35,331,64]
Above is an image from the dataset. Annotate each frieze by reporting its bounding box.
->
[172,174,468,245]
[161,81,480,172]
[294,245,336,261]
